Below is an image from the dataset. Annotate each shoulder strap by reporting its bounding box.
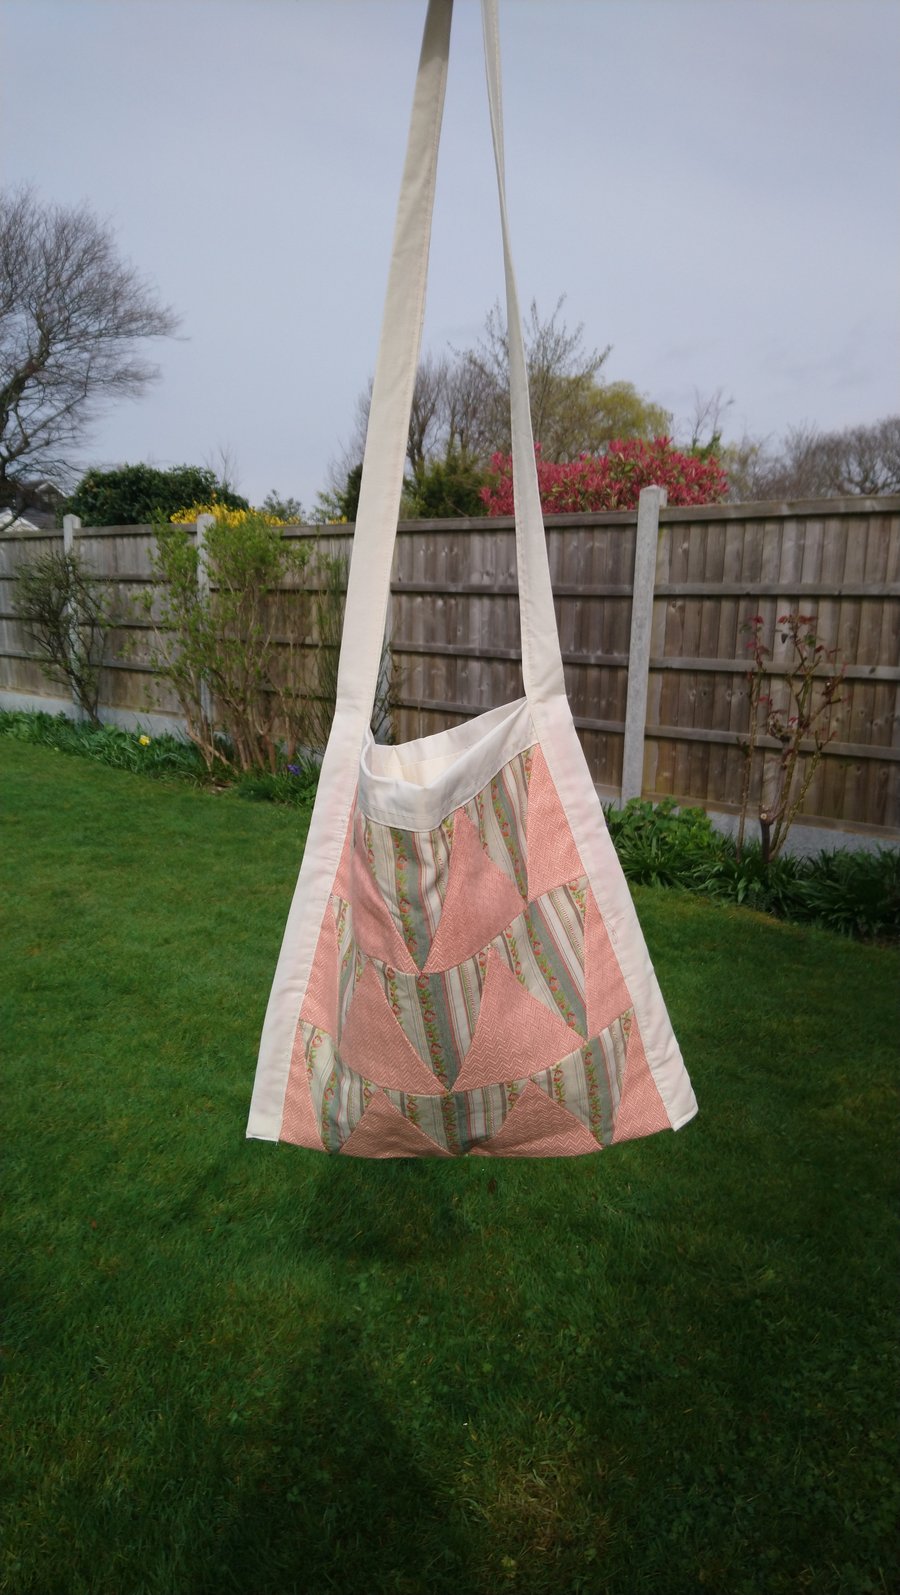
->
[480,0,567,708]
[334,0,565,737]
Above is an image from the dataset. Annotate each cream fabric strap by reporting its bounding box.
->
[334,0,566,736]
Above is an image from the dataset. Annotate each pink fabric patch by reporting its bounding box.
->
[526,747,584,901]
[350,826,418,974]
[612,1017,672,1142]
[453,948,581,1092]
[470,1081,599,1158]
[340,1089,451,1158]
[299,904,340,1036]
[279,1023,326,1151]
[332,810,354,902]
[339,961,445,1096]
[423,809,524,974]
[585,888,633,1035]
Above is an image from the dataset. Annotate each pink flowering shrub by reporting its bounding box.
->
[480,437,729,515]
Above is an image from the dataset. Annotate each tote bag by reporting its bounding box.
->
[247,0,698,1159]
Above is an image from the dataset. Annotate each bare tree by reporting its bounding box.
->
[684,387,735,453]
[406,351,448,475]
[204,441,243,500]
[764,422,829,500]
[0,186,180,511]
[720,431,779,503]
[443,349,496,462]
[724,416,900,503]
[828,416,900,495]
[330,296,623,494]
[461,294,612,458]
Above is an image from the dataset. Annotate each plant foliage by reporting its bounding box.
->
[481,437,728,515]
[10,545,117,724]
[133,510,313,774]
[403,450,489,519]
[604,797,899,941]
[127,509,393,776]
[63,464,249,527]
[738,613,845,863]
[0,708,320,804]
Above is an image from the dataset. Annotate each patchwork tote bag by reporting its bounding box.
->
[246,0,698,1160]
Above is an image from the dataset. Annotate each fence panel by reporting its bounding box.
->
[1,497,898,832]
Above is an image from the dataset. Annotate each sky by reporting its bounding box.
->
[2,0,898,511]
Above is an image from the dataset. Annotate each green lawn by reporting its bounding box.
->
[2,740,898,1595]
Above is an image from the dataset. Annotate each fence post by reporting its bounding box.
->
[61,514,85,723]
[620,485,666,804]
[195,514,215,728]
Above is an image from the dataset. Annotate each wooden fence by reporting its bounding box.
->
[1,493,898,834]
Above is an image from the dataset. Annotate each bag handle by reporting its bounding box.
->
[334,0,566,735]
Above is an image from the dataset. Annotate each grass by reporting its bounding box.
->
[1,739,898,1595]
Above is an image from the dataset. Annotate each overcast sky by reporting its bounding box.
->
[2,0,898,510]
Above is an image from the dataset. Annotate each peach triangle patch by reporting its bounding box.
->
[422,810,524,975]
[453,948,581,1092]
[612,1018,671,1143]
[585,889,633,1035]
[339,961,445,1096]
[280,1023,326,1151]
[340,1090,451,1158]
[331,810,354,902]
[525,747,584,901]
[349,829,418,974]
[470,1081,599,1158]
[299,904,340,1036]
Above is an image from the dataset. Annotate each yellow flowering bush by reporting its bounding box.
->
[169,500,286,528]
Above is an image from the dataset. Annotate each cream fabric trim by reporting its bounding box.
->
[358,698,535,831]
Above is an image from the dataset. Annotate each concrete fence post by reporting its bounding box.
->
[195,513,215,728]
[61,513,81,553]
[62,514,85,722]
[620,485,666,804]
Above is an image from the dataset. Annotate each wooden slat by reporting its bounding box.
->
[639,721,900,762]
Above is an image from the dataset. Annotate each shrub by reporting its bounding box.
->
[603,798,719,887]
[11,545,116,725]
[63,465,248,526]
[403,452,489,519]
[132,510,313,774]
[790,848,900,941]
[234,760,320,806]
[169,501,285,528]
[603,797,899,940]
[689,845,807,918]
[481,437,728,516]
[130,509,394,775]
[738,612,845,863]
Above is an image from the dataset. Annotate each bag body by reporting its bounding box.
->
[246,0,698,1158]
